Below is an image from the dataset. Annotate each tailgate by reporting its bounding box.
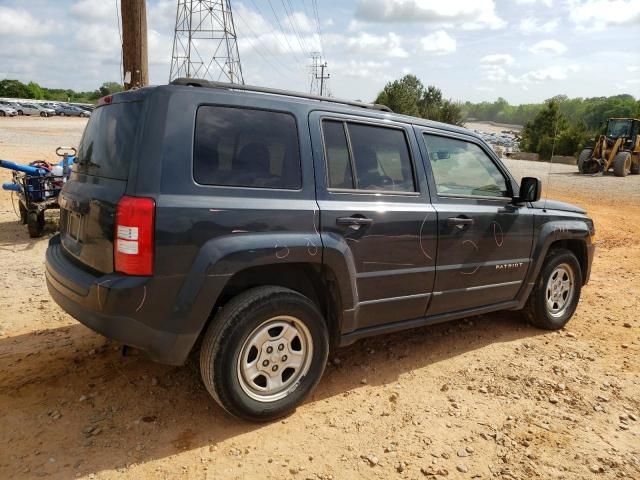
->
[59,100,142,274]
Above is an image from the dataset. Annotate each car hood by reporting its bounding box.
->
[530,199,586,214]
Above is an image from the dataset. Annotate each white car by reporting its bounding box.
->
[0,105,17,117]
[16,103,55,117]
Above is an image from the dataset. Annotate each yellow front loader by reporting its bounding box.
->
[578,118,640,177]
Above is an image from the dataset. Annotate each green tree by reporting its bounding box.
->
[27,81,44,99]
[98,81,124,97]
[375,74,424,117]
[0,79,31,98]
[520,99,570,160]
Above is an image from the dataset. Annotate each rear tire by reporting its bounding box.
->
[17,110,23,115]
[200,286,329,421]
[613,151,631,177]
[27,211,45,238]
[523,248,582,330]
[0,111,5,117]
[40,112,46,117]
[577,149,592,174]
[630,159,640,175]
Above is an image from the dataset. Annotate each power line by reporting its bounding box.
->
[281,0,312,57]
[247,0,304,66]
[311,0,325,58]
[266,0,305,63]
[233,10,300,81]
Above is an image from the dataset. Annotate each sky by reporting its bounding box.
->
[0,0,638,104]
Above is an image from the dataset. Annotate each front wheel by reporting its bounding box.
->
[613,151,631,177]
[200,286,329,421]
[0,111,5,117]
[17,110,23,115]
[577,149,592,174]
[26,211,45,238]
[40,111,46,117]
[523,248,582,330]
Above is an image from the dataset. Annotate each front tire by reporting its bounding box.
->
[613,151,631,177]
[40,111,46,117]
[200,286,329,421]
[524,248,582,330]
[17,110,23,115]
[26,211,45,238]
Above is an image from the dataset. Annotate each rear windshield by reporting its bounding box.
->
[74,102,142,180]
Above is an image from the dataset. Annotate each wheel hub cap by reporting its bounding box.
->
[237,316,313,402]
[545,264,574,318]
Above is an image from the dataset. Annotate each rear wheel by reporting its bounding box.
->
[40,111,46,117]
[577,149,592,174]
[0,111,5,117]
[200,286,329,421]
[613,151,631,177]
[523,248,582,330]
[17,110,23,115]
[630,158,640,175]
[26,211,45,238]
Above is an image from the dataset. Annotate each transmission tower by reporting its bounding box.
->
[309,52,330,96]
[169,0,244,84]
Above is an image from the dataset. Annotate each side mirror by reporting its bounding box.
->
[517,177,541,203]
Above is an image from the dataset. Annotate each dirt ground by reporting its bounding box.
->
[0,117,638,480]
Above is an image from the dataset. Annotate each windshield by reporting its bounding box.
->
[607,119,632,138]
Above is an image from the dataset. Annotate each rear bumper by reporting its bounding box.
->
[45,235,195,365]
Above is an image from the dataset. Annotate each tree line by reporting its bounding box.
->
[374,75,640,159]
[0,79,123,104]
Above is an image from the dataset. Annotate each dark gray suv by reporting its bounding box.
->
[45,79,595,421]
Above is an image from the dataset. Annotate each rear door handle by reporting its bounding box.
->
[337,216,374,226]
[447,216,474,228]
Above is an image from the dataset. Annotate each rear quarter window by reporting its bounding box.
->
[75,102,142,180]
[194,106,302,189]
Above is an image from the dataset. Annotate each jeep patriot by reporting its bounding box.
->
[45,79,595,421]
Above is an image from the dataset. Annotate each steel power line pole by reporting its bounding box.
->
[121,0,149,90]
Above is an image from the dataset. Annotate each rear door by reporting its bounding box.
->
[59,99,143,273]
[416,128,534,315]
[310,112,437,333]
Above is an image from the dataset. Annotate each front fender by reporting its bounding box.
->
[516,219,593,307]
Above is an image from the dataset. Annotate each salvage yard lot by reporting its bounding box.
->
[0,116,638,479]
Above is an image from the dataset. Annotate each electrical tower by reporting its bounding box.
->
[309,52,330,96]
[169,0,244,84]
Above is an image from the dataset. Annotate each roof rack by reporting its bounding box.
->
[170,78,392,113]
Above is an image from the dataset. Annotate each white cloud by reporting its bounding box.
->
[628,66,640,72]
[520,64,580,82]
[333,60,392,78]
[70,0,113,22]
[285,12,315,34]
[420,30,456,55]
[568,0,640,28]
[0,6,53,37]
[519,17,559,34]
[355,0,506,29]
[328,32,408,58]
[480,53,514,65]
[515,0,553,6]
[529,39,567,55]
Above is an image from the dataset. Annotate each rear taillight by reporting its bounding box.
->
[115,196,155,276]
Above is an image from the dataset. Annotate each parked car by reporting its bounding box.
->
[76,104,95,112]
[0,104,17,116]
[55,104,90,117]
[42,102,61,110]
[0,100,23,111]
[46,80,595,421]
[16,103,55,117]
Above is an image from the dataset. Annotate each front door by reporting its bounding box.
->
[417,129,535,316]
[310,112,437,332]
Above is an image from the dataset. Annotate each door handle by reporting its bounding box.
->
[447,216,474,228]
[337,216,374,226]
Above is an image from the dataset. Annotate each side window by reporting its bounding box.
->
[321,120,416,192]
[194,106,301,189]
[323,120,354,189]
[423,134,509,197]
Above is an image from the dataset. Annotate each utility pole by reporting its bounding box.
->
[121,0,149,90]
[309,52,330,96]
[318,62,329,96]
